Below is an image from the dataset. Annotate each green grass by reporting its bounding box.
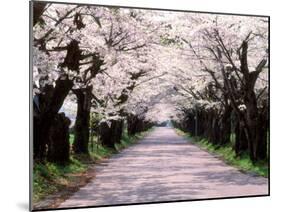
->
[175,129,268,178]
[33,128,152,203]
[89,142,115,161]
[33,156,88,203]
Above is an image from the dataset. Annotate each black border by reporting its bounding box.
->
[29,1,270,211]
[33,194,269,212]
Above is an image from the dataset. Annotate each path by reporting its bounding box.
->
[59,127,268,208]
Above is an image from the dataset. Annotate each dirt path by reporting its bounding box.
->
[59,127,268,208]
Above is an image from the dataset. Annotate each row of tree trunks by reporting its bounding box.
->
[127,114,153,136]
[178,41,268,163]
[175,96,268,162]
[98,120,124,149]
[177,107,232,147]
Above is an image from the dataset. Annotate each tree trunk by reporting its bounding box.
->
[244,89,259,162]
[188,114,196,136]
[47,113,71,163]
[98,122,114,149]
[210,113,220,145]
[33,77,73,161]
[33,2,47,26]
[99,120,124,149]
[234,119,248,156]
[127,115,138,136]
[240,41,267,162]
[111,120,124,144]
[219,105,232,146]
[205,111,213,140]
[73,87,92,154]
[256,110,268,160]
[34,39,80,161]
[255,121,267,160]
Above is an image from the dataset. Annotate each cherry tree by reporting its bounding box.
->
[168,13,269,161]
[33,2,166,157]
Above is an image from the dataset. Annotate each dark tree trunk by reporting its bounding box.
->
[99,120,124,149]
[33,2,47,26]
[127,115,138,136]
[234,119,248,156]
[205,111,213,140]
[256,110,268,160]
[47,113,71,163]
[98,122,114,149]
[244,103,267,162]
[255,124,267,160]
[34,39,80,161]
[187,114,196,136]
[33,77,73,161]
[111,120,124,144]
[202,112,209,138]
[244,85,267,162]
[197,110,204,136]
[244,93,268,161]
[244,89,260,162]
[219,105,232,146]
[209,114,220,145]
[127,115,151,135]
[73,87,92,154]
[239,41,267,162]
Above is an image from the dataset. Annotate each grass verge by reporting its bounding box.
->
[175,129,268,178]
[33,128,153,204]
[33,155,89,203]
